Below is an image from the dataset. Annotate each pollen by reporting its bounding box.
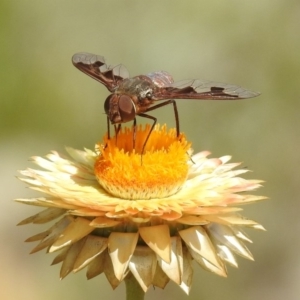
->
[94,124,191,200]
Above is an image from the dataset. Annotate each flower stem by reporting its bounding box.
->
[125,273,145,300]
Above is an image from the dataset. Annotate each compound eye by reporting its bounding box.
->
[118,95,136,122]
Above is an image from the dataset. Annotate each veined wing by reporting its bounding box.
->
[147,71,174,88]
[154,78,260,100]
[72,52,129,92]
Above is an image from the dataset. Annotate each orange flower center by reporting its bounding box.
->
[94,124,191,200]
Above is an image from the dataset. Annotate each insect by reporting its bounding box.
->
[72,52,259,152]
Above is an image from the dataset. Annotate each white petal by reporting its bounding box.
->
[179,226,223,269]
[207,223,254,260]
[188,246,227,277]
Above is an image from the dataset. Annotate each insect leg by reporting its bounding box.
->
[114,124,122,146]
[137,113,157,158]
[132,118,137,150]
[144,100,180,137]
[107,116,111,140]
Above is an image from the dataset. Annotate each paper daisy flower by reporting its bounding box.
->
[16,124,265,295]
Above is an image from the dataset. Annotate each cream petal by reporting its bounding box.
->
[66,147,96,169]
[108,232,139,281]
[86,251,106,279]
[15,197,77,209]
[60,238,86,279]
[90,217,121,228]
[71,208,106,217]
[73,235,108,272]
[207,223,254,260]
[157,237,182,285]
[238,195,267,204]
[176,216,209,225]
[50,217,94,252]
[179,247,193,295]
[29,216,73,253]
[18,171,43,186]
[17,208,65,225]
[219,155,232,164]
[212,215,260,226]
[139,225,171,263]
[129,246,157,292]
[179,226,223,269]
[31,156,57,172]
[183,206,242,215]
[187,246,227,277]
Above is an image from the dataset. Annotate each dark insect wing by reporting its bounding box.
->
[72,52,129,92]
[155,79,260,100]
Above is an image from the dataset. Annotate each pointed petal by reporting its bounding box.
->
[15,197,77,209]
[207,214,260,226]
[25,230,51,243]
[108,232,139,281]
[157,237,182,284]
[73,235,108,272]
[179,226,223,269]
[65,147,96,169]
[29,216,73,253]
[216,245,238,268]
[207,223,254,260]
[152,263,170,289]
[17,208,65,225]
[86,250,106,279]
[184,206,242,215]
[179,247,193,295]
[251,224,266,231]
[51,247,70,265]
[103,251,121,289]
[129,246,157,292]
[90,217,121,228]
[50,217,94,252]
[139,225,171,263]
[188,246,227,277]
[176,216,209,225]
[231,227,253,243]
[159,210,182,221]
[60,238,86,279]
[71,208,106,217]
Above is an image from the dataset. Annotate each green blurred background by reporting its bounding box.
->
[1,0,299,299]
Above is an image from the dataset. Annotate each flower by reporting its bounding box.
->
[16,124,266,294]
